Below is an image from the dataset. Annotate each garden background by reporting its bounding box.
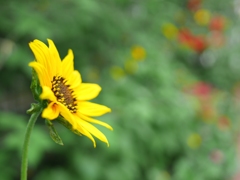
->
[1,0,240,179]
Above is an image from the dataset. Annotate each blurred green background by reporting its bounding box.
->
[1,0,240,179]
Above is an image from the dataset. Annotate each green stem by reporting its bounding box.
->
[21,107,42,180]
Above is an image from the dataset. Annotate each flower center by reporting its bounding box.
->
[51,76,77,113]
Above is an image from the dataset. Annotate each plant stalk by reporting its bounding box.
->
[21,108,41,180]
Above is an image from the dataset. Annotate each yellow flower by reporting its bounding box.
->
[131,46,146,61]
[194,9,211,26]
[28,39,112,147]
[110,66,125,80]
[187,133,202,149]
[161,23,179,39]
[124,59,138,74]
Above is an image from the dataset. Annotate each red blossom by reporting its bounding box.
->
[187,0,202,11]
[178,29,208,53]
[178,29,193,46]
[209,15,226,32]
[191,82,212,97]
[218,116,231,130]
[191,35,207,53]
[210,150,224,164]
[200,104,216,122]
[184,82,212,97]
[208,31,225,47]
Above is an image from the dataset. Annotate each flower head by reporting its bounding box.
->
[187,0,202,11]
[124,59,138,74]
[29,39,112,147]
[161,23,179,40]
[178,29,208,53]
[210,150,224,164]
[187,133,202,149]
[131,45,146,61]
[218,116,231,130]
[191,82,212,98]
[110,66,125,80]
[209,15,226,32]
[194,9,211,26]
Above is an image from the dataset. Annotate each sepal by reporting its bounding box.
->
[27,103,41,115]
[45,119,64,145]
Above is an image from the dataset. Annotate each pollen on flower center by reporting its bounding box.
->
[51,76,77,113]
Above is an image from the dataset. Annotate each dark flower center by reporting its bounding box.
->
[51,76,77,113]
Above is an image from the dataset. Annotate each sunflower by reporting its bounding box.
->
[29,39,112,147]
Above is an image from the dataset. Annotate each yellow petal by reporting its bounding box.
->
[78,101,111,117]
[29,39,53,78]
[62,49,74,79]
[78,113,113,131]
[57,102,77,129]
[40,86,57,102]
[75,121,96,147]
[29,40,48,65]
[75,83,101,101]
[42,102,60,120]
[29,62,51,87]
[78,118,109,147]
[47,39,62,75]
[67,70,82,89]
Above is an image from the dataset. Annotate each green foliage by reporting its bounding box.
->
[0,0,239,179]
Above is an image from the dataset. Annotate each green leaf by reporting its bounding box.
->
[45,119,64,146]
